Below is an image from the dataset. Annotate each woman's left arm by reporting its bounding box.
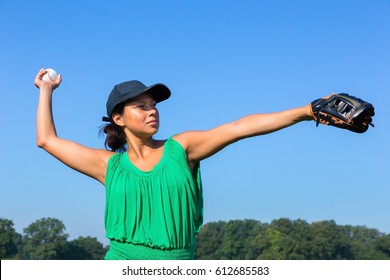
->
[173,104,313,165]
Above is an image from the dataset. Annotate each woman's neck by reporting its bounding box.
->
[126,136,163,159]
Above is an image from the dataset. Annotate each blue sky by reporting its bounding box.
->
[0,0,389,246]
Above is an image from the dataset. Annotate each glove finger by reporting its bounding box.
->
[355,115,374,128]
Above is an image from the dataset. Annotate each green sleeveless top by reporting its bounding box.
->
[104,137,203,257]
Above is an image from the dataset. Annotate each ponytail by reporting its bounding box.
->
[101,122,127,152]
[100,102,128,152]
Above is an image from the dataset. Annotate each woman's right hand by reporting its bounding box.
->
[34,68,62,90]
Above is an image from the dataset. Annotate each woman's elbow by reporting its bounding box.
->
[36,135,54,149]
[36,137,47,149]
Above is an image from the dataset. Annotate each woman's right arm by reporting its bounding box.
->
[35,69,114,185]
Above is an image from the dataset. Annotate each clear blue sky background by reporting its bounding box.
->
[0,0,389,246]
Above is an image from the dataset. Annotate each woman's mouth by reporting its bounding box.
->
[147,119,158,126]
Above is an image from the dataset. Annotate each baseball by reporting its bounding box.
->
[42,68,58,82]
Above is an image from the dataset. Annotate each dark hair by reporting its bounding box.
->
[100,103,127,152]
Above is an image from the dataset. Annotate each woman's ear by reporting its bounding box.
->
[112,113,125,127]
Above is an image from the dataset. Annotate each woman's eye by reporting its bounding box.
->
[134,102,156,110]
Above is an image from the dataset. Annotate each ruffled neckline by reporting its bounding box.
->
[120,138,170,176]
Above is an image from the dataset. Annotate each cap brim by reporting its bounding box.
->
[144,83,171,103]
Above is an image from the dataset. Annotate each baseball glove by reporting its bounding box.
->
[310,93,375,133]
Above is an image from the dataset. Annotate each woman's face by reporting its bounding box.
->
[114,92,160,137]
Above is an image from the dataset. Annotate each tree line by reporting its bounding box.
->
[0,217,108,260]
[195,219,390,260]
[1,217,389,260]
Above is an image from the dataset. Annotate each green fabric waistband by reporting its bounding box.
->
[104,240,195,260]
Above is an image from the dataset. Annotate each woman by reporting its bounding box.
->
[34,68,314,259]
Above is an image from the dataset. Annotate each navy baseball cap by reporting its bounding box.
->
[103,80,171,121]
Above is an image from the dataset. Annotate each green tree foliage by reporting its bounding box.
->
[374,234,390,257]
[196,218,390,260]
[0,218,22,259]
[0,217,107,259]
[217,220,264,259]
[347,225,389,259]
[21,217,69,260]
[310,220,353,259]
[64,236,108,260]
[195,221,226,259]
[196,220,265,260]
[255,218,314,259]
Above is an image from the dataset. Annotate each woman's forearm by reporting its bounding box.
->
[234,104,313,139]
[36,84,57,148]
